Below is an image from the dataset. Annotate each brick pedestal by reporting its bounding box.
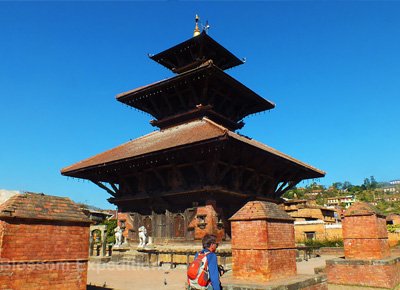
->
[0,193,91,290]
[229,201,297,282]
[326,202,400,289]
[343,203,389,260]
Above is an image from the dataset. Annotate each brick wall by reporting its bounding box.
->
[187,202,225,241]
[294,222,342,242]
[231,220,297,281]
[344,238,390,259]
[231,220,295,250]
[0,219,89,290]
[0,219,89,261]
[116,212,134,241]
[0,260,87,290]
[294,222,325,242]
[232,249,296,281]
[343,215,388,239]
[324,226,342,241]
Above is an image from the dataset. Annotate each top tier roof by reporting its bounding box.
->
[149,31,244,73]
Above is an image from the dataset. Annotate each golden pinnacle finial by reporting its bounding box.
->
[193,14,201,37]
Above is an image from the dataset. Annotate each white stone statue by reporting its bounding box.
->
[114,226,123,247]
[138,226,147,248]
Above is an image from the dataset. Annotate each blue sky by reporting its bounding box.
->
[0,2,399,209]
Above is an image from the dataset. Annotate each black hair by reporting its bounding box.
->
[202,234,217,249]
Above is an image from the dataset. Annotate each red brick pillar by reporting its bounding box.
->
[343,202,390,259]
[229,201,297,281]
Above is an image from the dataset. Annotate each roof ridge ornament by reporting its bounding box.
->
[193,14,201,37]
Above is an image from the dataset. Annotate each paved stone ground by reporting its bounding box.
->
[87,263,187,290]
[87,255,337,290]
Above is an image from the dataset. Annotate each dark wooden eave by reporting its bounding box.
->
[149,104,244,130]
[116,61,275,129]
[149,31,244,73]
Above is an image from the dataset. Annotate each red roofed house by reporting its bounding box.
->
[0,192,91,290]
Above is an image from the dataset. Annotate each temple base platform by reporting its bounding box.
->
[326,255,400,289]
[107,242,232,268]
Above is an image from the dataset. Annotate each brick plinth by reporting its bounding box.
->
[326,257,400,289]
[326,202,400,289]
[0,193,91,290]
[343,202,390,260]
[229,201,296,282]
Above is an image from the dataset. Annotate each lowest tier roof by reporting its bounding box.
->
[61,118,325,180]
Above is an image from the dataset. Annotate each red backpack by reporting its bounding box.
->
[187,252,210,289]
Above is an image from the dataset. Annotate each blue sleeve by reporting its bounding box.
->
[207,253,221,290]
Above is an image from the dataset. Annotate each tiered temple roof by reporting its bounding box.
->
[61,22,324,215]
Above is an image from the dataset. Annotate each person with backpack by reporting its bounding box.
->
[187,234,221,290]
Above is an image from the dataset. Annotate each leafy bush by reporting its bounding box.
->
[387,224,400,233]
[303,238,343,248]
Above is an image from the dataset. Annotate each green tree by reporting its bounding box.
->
[370,176,378,189]
[101,219,118,244]
[332,182,343,191]
[343,181,353,191]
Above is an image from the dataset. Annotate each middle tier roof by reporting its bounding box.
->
[116,61,275,130]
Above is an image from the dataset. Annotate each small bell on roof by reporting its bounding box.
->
[193,14,201,37]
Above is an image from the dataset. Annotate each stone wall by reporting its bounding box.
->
[294,221,342,242]
[323,224,342,241]
[389,232,400,247]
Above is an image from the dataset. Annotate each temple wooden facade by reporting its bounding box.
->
[61,22,325,242]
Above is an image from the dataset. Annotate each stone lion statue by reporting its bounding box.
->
[114,226,123,247]
[138,226,147,247]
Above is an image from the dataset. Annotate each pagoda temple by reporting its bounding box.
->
[61,18,325,242]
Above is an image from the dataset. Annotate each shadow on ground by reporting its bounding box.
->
[87,285,113,290]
